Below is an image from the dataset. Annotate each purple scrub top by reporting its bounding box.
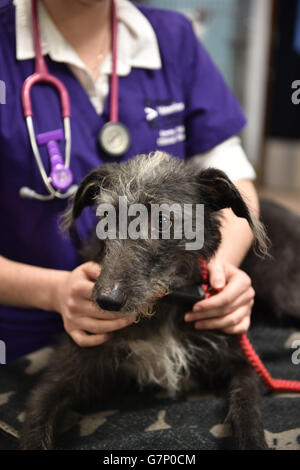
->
[0,0,246,363]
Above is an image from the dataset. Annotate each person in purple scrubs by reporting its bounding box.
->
[0,0,259,364]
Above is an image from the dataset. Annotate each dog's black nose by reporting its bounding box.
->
[96,285,127,312]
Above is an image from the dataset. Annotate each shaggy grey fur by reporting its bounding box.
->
[20,152,300,450]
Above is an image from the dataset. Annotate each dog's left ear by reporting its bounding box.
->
[199,168,252,221]
[198,168,268,255]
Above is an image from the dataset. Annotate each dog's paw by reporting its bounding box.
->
[19,426,54,450]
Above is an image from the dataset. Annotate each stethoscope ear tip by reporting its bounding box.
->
[19,186,55,200]
[19,186,36,199]
[19,185,78,201]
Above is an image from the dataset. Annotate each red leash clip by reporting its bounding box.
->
[199,257,300,393]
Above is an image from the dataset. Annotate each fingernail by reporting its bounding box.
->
[192,306,202,313]
[214,281,224,289]
[184,314,192,322]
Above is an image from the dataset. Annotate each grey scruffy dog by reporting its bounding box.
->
[20,152,300,450]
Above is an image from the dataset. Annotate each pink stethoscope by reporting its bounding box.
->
[20,0,130,201]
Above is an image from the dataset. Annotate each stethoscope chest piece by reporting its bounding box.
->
[98,121,131,158]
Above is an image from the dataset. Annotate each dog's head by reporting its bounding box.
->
[66,151,266,318]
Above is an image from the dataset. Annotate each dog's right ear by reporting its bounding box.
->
[72,163,118,221]
[60,164,117,232]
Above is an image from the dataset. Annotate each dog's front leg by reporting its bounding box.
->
[20,338,115,450]
[226,364,268,450]
[20,376,74,450]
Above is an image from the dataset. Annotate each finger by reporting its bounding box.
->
[185,288,255,321]
[207,258,226,290]
[82,261,101,281]
[194,305,251,331]
[222,315,251,335]
[66,296,99,317]
[76,315,135,334]
[192,272,251,313]
[71,279,95,301]
[71,330,112,348]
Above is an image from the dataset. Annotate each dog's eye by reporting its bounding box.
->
[98,210,109,219]
[156,215,172,233]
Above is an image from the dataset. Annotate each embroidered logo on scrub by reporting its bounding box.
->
[144,100,186,147]
[157,126,185,147]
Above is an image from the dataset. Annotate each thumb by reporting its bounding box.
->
[207,258,226,290]
[82,261,101,281]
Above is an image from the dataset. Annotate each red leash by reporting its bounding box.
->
[199,257,300,393]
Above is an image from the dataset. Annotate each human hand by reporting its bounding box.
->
[184,258,254,334]
[54,262,135,347]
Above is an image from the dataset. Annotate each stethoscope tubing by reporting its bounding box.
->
[20,0,119,201]
[110,0,118,123]
[20,0,73,200]
[22,0,70,119]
